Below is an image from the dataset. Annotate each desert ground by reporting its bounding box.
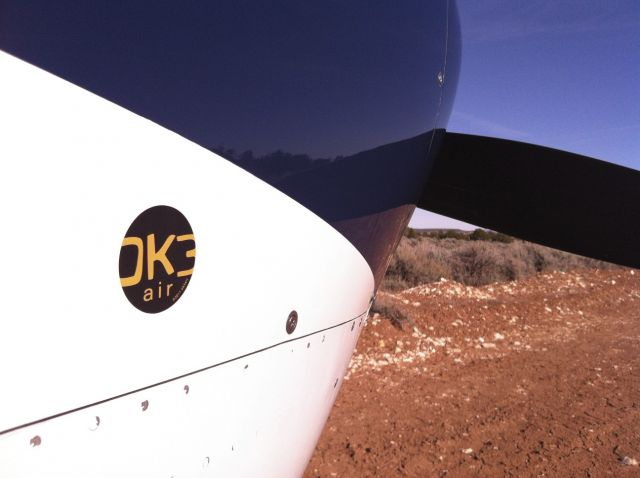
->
[304,268,640,477]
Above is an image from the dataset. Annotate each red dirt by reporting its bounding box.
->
[304,269,640,477]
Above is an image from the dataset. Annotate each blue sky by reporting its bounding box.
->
[411,0,640,229]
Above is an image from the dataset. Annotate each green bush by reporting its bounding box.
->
[470,228,514,243]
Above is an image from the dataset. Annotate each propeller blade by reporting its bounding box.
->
[418,132,640,268]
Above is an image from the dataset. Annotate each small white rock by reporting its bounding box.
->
[462,448,473,454]
[621,456,639,466]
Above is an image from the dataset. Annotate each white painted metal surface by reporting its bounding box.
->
[0,52,374,477]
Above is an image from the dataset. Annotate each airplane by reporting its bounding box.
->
[0,1,638,476]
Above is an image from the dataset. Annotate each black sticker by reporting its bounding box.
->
[119,205,195,313]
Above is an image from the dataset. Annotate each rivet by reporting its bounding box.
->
[30,435,41,447]
[307,342,310,348]
[141,400,149,411]
[184,385,190,395]
[244,364,249,369]
[351,322,355,331]
[286,310,298,334]
[322,335,326,343]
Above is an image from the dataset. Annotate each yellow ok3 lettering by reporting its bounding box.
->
[176,234,196,277]
[120,233,195,287]
[146,233,176,280]
[120,237,144,287]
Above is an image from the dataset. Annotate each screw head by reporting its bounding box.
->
[286,310,298,334]
[89,416,100,431]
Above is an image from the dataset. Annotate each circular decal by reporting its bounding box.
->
[119,205,196,313]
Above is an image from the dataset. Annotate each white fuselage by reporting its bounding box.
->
[0,51,374,477]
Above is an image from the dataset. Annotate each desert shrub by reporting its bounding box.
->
[382,235,613,290]
[470,228,514,243]
[451,242,506,286]
[405,227,419,239]
[385,239,453,290]
[370,295,411,330]
[415,228,513,243]
[422,229,469,240]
